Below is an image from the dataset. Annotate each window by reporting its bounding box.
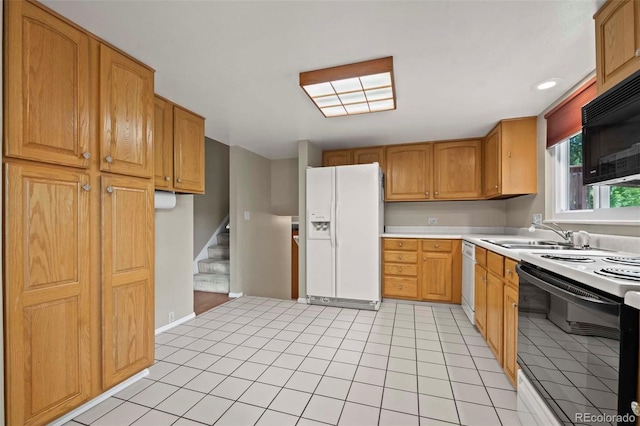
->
[551,132,640,222]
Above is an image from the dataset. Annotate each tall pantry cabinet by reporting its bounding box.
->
[3,1,155,424]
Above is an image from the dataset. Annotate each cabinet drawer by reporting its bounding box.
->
[384,264,418,277]
[384,251,418,264]
[383,277,418,298]
[421,240,452,252]
[384,238,418,251]
[487,251,504,277]
[476,246,487,267]
[505,258,518,286]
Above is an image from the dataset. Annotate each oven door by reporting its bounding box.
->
[516,263,638,425]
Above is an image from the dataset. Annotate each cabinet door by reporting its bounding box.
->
[474,265,487,338]
[154,96,174,189]
[433,140,482,199]
[5,1,90,168]
[385,144,432,201]
[100,45,154,178]
[486,272,504,364]
[484,128,501,198]
[353,147,385,170]
[595,0,640,94]
[5,162,92,425]
[421,252,453,302]
[323,150,353,166]
[504,284,519,388]
[174,106,205,193]
[102,175,154,388]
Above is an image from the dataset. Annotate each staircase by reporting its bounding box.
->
[193,230,230,293]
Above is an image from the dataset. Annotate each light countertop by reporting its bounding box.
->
[625,292,640,309]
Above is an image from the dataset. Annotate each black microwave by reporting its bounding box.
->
[582,69,640,186]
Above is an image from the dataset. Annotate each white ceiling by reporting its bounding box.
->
[42,0,598,159]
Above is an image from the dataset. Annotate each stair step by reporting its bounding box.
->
[198,259,230,274]
[208,245,230,259]
[193,273,230,293]
[217,232,230,246]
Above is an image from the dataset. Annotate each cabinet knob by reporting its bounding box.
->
[177,178,182,183]
[425,191,429,196]
[82,152,91,159]
[398,255,403,260]
[106,186,114,193]
[435,244,440,248]
[636,49,640,57]
[398,267,403,273]
[165,176,171,181]
[507,269,512,275]
[435,191,439,195]
[512,303,518,308]
[494,185,498,189]
[398,242,403,247]
[398,285,403,290]
[423,257,427,261]
[105,156,113,163]
[82,184,91,192]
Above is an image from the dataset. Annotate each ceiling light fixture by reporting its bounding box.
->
[532,77,563,91]
[300,56,396,118]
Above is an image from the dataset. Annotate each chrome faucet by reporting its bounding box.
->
[528,222,574,244]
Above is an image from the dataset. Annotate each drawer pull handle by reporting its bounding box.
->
[398,242,403,247]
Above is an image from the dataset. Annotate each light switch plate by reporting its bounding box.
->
[532,214,542,224]
[428,217,438,225]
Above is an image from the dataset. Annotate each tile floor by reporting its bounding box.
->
[66,297,522,426]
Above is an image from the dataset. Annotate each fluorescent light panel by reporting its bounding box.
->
[300,57,396,118]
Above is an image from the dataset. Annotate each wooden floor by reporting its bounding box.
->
[194,291,231,315]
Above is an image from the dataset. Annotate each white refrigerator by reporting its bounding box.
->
[306,163,384,310]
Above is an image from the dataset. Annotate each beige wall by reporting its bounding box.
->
[155,195,195,327]
[194,138,230,256]
[229,147,291,299]
[297,140,323,299]
[505,74,640,237]
[385,200,507,227]
[271,158,298,216]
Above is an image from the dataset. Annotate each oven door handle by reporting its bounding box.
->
[516,264,619,315]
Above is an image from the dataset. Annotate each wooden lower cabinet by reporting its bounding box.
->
[503,284,519,387]
[102,175,155,388]
[486,271,504,365]
[474,265,488,338]
[4,161,92,425]
[382,238,461,303]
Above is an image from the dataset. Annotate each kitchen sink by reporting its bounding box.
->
[482,239,583,250]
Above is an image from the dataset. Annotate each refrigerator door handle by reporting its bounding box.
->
[330,196,336,248]
[335,202,340,247]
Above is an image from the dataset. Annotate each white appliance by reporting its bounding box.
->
[306,163,384,310]
[461,241,476,324]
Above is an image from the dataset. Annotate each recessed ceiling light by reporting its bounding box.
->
[300,57,396,118]
[532,78,563,91]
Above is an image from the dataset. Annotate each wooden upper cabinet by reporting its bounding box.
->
[595,0,640,94]
[484,117,537,199]
[102,175,154,388]
[154,96,174,189]
[5,161,92,425]
[174,106,205,193]
[353,147,385,170]
[433,140,482,199]
[100,45,154,178]
[323,149,353,167]
[385,144,432,201]
[5,1,91,168]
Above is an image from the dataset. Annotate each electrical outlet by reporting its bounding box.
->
[532,214,542,225]
[244,211,251,221]
[168,311,175,323]
[428,217,438,225]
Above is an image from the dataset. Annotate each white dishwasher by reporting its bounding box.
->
[461,241,476,324]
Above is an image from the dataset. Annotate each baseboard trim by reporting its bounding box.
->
[229,292,243,298]
[297,298,307,304]
[50,369,149,426]
[155,312,196,335]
